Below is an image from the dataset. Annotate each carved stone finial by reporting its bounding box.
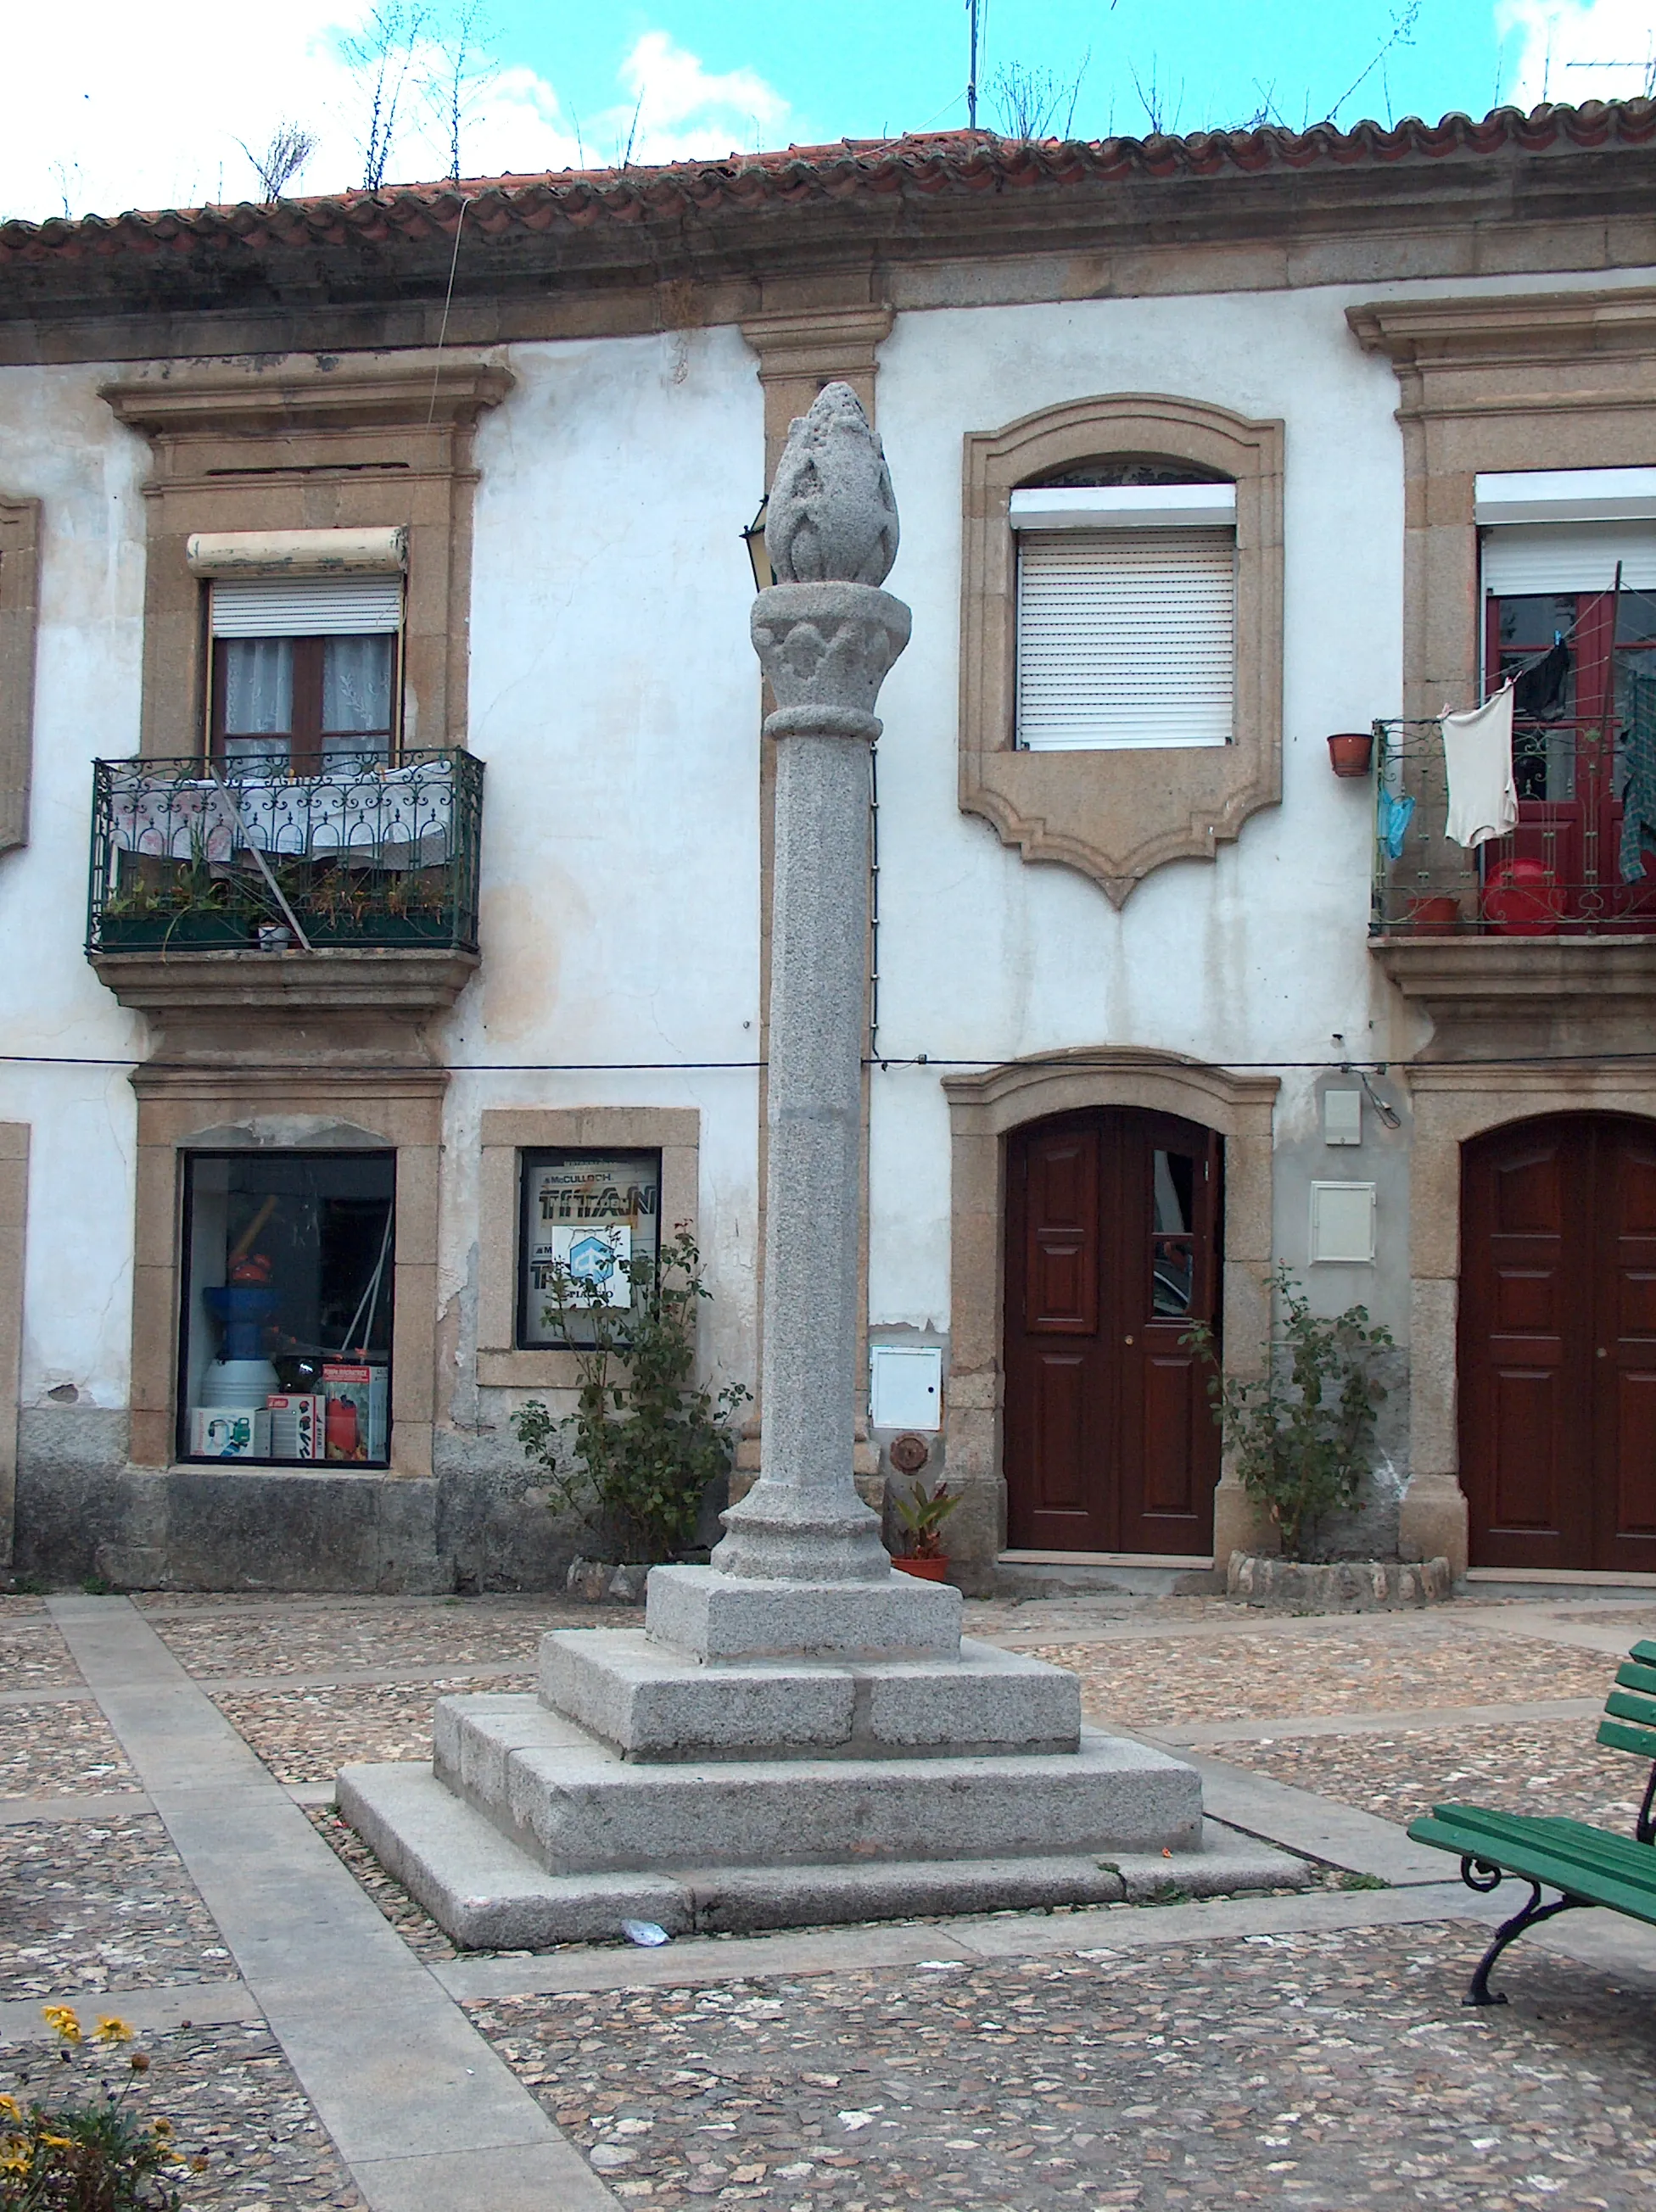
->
[764,383,899,588]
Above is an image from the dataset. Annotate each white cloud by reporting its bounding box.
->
[1496,0,1656,109]
[0,5,789,226]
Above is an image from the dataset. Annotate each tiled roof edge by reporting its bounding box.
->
[3,101,1653,261]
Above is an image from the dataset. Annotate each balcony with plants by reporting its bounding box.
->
[87,748,483,1018]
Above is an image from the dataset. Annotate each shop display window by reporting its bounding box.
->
[179,1151,394,1465]
[516,1148,662,1349]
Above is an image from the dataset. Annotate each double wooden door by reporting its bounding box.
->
[1004,1109,1222,1556]
[1461,1114,1656,1572]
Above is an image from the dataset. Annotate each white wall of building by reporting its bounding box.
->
[0,362,148,1409]
[864,285,1414,1341]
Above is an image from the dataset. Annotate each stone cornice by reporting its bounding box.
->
[1348,288,1656,371]
[100,355,513,438]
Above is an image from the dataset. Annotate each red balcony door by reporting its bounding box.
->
[1004,1109,1221,1556]
[1460,1114,1656,1572]
[1486,589,1656,925]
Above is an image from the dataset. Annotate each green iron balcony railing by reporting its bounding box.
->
[88,749,483,956]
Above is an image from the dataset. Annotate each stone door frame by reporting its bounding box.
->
[942,1048,1279,1578]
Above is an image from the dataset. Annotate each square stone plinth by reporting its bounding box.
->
[540,1629,1082,1761]
[433,1693,1202,1874]
[646,1563,961,1660]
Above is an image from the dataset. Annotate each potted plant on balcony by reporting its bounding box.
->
[100,855,253,949]
[892,1477,959,1581]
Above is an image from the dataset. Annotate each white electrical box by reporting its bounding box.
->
[1323,1089,1363,1146]
[870,1345,943,1432]
[1309,1181,1377,1265]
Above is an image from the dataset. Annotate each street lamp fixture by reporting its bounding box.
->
[741,496,772,592]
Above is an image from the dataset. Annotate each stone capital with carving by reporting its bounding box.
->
[751,582,911,743]
[764,382,899,587]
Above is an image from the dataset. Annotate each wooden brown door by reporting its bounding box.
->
[1004,1109,1221,1556]
[1461,1114,1656,1572]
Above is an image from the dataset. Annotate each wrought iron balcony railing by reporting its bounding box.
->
[1370,717,1656,937]
[88,750,483,956]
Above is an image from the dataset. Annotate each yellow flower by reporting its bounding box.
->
[41,2004,81,2043]
[152,2119,172,2137]
[94,2015,132,2044]
[41,2134,75,2151]
[0,2095,19,2117]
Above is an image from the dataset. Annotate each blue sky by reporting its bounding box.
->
[3,1,1648,222]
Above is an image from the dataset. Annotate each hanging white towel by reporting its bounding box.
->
[1441,684,1518,849]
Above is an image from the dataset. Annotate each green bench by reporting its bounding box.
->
[1407,1638,1656,2005]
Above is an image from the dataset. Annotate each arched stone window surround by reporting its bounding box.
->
[941,1048,1279,1576]
[1401,1066,1656,1578]
[958,393,1284,906]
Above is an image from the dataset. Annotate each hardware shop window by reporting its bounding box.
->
[517,1149,662,1349]
[179,1152,394,1465]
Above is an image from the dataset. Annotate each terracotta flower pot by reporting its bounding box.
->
[892,1556,950,1582]
[1405,893,1460,932]
[1327,731,1374,778]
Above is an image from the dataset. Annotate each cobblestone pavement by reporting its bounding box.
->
[1,1813,229,1999]
[0,2020,365,2208]
[1215,1717,1647,1829]
[137,1591,632,1677]
[5,1585,1655,2210]
[468,1924,1656,2209]
[1025,1626,1615,1728]
[0,1697,138,1797]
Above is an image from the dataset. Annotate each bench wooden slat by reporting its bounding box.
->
[1614,1660,1656,1697]
[1418,1801,1656,1869]
[1604,1686,1656,1729]
[1631,1640,1656,1666]
[1409,1810,1656,1919]
[1597,1717,1656,1759]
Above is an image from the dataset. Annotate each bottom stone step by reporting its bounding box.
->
[340,1762,1313,1948]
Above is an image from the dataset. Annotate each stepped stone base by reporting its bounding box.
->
[541,1630,1082,1761]
[430,1694,1201,1874]
[644,1564,961,1661]
[339,1762,1307,1947]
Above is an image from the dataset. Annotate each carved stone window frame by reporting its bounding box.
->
[477,1108,700,1391]
[99,353,511,761]
[959,394,1284,906]
[0,496,40,857]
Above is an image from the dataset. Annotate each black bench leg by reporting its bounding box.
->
[1461,1868,1582,2008]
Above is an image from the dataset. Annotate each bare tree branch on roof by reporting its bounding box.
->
[344,1,433,190]
[423,0,500,181]
[989,54,1090,142]
[237,122,319,202]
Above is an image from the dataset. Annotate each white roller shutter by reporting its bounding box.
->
[210,575,404,637]
[1016,528,1235,751]
[1480,521,1656,596]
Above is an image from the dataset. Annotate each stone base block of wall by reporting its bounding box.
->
[1226,1550,1452,1613]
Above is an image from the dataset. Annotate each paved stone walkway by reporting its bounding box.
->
[4,1585,1656,2207]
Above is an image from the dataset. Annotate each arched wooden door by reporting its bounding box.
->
[1004,1108,1222,1556]
[1460,1114,1656,1572]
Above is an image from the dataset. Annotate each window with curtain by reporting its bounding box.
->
[210,574,401,769]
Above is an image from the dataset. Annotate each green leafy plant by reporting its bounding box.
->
[1183,1263,1394,1561]
[2,2005,204,2209]
[894,1477,960,1561]
[512,1227,749,1563]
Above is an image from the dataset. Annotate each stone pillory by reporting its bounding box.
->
[337,384,1280,1941]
